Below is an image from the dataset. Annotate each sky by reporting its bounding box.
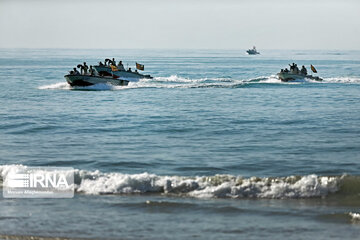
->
[0,0,359,50]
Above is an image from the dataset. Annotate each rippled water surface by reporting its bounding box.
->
[0,49,360,239]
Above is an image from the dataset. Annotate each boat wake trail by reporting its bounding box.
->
[115,75,360,89]
[2,165,359,199]
[38,82,71,90]
[38,75,360,91]
[38,82,119,91]
[322,76,360,83]
[121,75,285,89]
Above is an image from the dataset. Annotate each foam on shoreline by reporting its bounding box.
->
[1,164,353,199]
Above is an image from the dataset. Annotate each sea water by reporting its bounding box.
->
[0,49,359,239]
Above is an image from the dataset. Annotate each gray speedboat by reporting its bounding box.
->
[277,72,322,82]
[246,46,260,55]
[64,74,129,87]
[277,63,322,82]
[93,65,152,81]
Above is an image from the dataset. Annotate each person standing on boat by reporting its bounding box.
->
[289,63,299,74]
[300,65,307,75]
[83,62,89,75]
[73,68,80,75]
[117,61,125,71]
[294,64,299,74]
[112,58,116,66]
[289,63,295,72]
[89,66,95,76]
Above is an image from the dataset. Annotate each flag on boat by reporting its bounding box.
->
[311,65,317,73]
[136,62,144,71]
[111,65,118,72]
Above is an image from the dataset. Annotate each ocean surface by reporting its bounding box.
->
[0,49,360,239]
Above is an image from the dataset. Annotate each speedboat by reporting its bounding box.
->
[93,65,152,81]
[64,74,129,87]
[277,72,322,82]
[64,58,152,87]
[277,64,322,82]
[246,46,260,55]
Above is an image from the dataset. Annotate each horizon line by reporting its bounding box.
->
[0,47,359,51]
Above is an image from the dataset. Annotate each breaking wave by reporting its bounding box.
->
[2,165,359,199]
[38,75,360,91]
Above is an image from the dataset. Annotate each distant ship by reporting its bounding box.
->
[246,46,260,55]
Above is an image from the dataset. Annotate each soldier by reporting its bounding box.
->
[117,61,125,71]
[73,68,80,75]
[89,66,95,76]
[83,62,89,75]
[300,65,307,75]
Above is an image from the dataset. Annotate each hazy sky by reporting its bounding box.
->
[0,0,359,49]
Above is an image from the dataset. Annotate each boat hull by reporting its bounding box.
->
[64,75,129,87]
[93,66,152,81]
[277,72,322,82]
[246,50,260,55]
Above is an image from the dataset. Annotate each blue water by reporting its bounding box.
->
[0,49,360,239]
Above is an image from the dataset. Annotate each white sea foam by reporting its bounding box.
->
[349,212,360,221]
[75,172,343,198]
[154,75,203,83]
[322,77,360,84]
[39,75,360,91]
[0,165,341,199]
[246,75,283,84]
[38,82,71,90]
[117,75,243,89]
[38,82,119,91]
[260,76,281,83]
[57,172,343,198]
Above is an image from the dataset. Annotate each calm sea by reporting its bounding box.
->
[0,49,360,239]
